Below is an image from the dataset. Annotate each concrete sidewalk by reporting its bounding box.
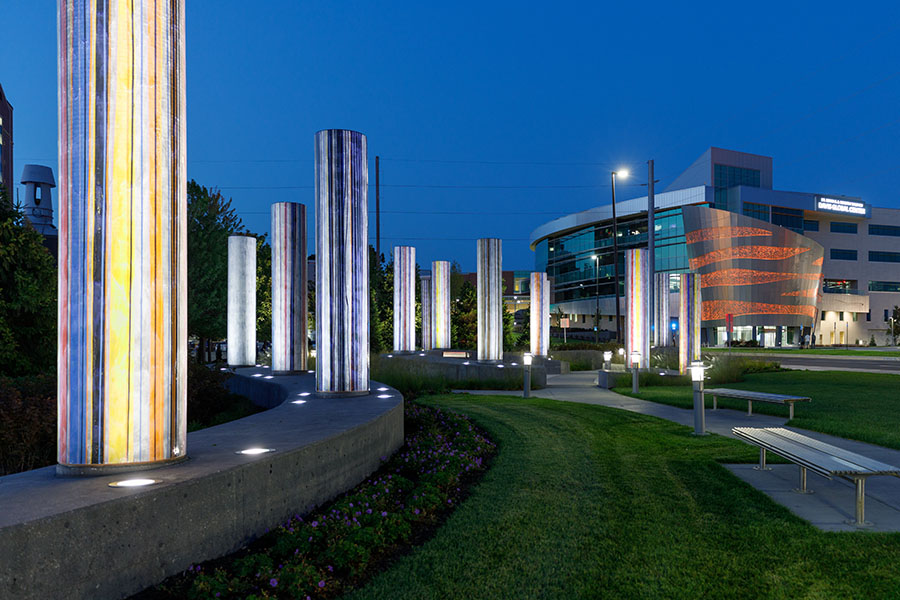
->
[458,371,900,532]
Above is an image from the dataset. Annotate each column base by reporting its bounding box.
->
[315,389,371,398]
[56,454,189,477]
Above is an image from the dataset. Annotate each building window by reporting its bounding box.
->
[869,224,900,237]
[869,281,900,292]
[830,221,858,234]
[830,249,857,261]
[772,206,803,232]
[867,311,871,322]
[742,202,770,222]
[886,309,890,322]
[714,164,761,211]
[839,312,844,322]
[870,251,900,263]
[852,312,858,322]
[821,311,826,321]
[803,219,819,232]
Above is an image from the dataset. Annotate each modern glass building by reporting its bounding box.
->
[530,147,900,347]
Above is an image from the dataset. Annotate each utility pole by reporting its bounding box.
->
[611,172,621,344]
[647,160,655,347]
[375,155,381,260]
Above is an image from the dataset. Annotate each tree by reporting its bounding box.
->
[451,281,477,349]
[0,186,57,376]
[369,245,393,353]
[187,181,246,362]
[255,235,272,344]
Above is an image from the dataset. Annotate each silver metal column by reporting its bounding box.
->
[315,129,369,395]
[393,246,416,352]
[420,275,433,351]
[432,261,451,349]
[477,238,502,362]
[530,272,550,357]
[271,202,307,374]
[227,235,257,367]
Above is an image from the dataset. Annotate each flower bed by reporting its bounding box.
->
[141,402,496,599]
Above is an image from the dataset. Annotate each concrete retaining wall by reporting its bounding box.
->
[0,370,403,600]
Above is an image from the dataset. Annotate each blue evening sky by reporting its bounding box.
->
[2,1,899,271]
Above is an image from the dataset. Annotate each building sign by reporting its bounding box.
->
[560,318,570,329]
[816,197,867,217]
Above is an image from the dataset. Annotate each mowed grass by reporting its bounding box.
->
[341,395,900,600]
[617,370,900,450]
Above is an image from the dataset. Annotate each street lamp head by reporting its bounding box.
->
[603,350,612,362]
[615,169,629,180]
[523,353,533,366]
[630,350,641,366]
[591,254,597,260]
[690,361,706,382]
[617,348,625,356]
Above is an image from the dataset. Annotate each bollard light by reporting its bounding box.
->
[690,361,708,435]
[523,353,533,366]
[618,348,625,356]
[523,353,533,398]
[630,351,641,366]
[690,361,706,382]
[603,351,612,363]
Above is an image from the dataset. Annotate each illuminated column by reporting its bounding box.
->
[420,275,433,351]
[393,246,416,352]
[654,273,671,347]
[227,235,257,367]
[625,248,649,369]
[315,129,368,394]
[432,261,451,349]
[679,273,702,374]
[271,202,307,374]
[530,272,550,357]
[477,238,502,362]
[57,0,187,471]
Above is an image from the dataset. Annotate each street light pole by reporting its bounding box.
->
[611,171,623,344]
[592,255,600,344]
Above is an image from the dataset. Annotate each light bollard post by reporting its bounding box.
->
[691,361,708,436]
[523,353,533,398]
[603,350,612,371]
[631,351,641,394]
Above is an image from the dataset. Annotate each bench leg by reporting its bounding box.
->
[748,400,753,416]
[789,403,794,420]
[847,478,873,527]
[754,447,772,471]
[794,466,813,494]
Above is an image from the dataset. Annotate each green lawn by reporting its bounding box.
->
[616,370,900,450]
[706,347,900,357]
[342,395,900,600]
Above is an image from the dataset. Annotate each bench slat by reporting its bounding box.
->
[707,388,811,403]
[733,427,900,477]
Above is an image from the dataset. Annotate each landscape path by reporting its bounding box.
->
[458,371,900,532]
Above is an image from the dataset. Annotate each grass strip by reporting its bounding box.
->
[344,394,900,600]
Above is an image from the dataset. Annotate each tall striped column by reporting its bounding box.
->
[228,235,257,367]
[57,0,187,471]
[625,248,650,369]
[679,273,702,374]
[420,275,433,351]
[315,129,368,394]
[432,261,451,349]
[477,238,502,362]
[393,246,416,352]
[271,202,307,374]
[530,272,550,356]
[654,272,671,347]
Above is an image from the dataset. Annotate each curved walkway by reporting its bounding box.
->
[458,371,900,532]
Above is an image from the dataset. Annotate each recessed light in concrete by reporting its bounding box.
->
[377,387,389,392]
[236,448,275,455]
[298,392,311,397]
[377,394,392,399]
[108,478,159,488]
[292,400,307,404]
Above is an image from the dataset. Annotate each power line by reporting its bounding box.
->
[218,182,644,191]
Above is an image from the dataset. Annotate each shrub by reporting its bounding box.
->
[0,374,57,475]
[869,335,877,347]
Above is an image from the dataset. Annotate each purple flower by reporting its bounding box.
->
[319,580,326,588]
[327,565,334,572]
[311,521,318,528]
[270,578,278,587]
[381,511,387,517]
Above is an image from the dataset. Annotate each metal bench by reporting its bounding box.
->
[733,427,900,526]
[707,388,810,419]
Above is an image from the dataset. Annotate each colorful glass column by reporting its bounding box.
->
[679,273,702,374]
[393,246,416,352]
[654,272,671,347]
[271,202,307,374]
[432,261,451,349]
[57,0,187,470]
[228,235,257,367]
[530,272,550,357]
[420,275,433,351]
[315,129,368,394]
[625,248,650,369]
[477,238,502,362]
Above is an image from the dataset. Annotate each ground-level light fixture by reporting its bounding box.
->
[377,394,393,399]
[252,373,263,378]
[292,399,307,404]
[108,478,160,488]
[236,448,275,455]
[376,387,389,392]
